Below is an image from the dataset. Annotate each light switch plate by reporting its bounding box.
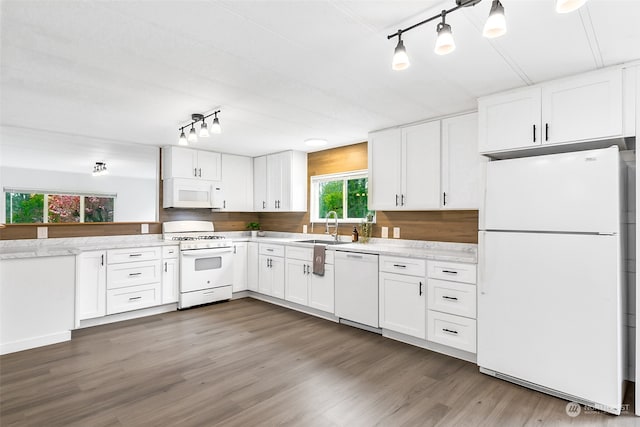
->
[303,225,308,234]
[141,223,149,234]
[393,227,400,238]
[381,226,389,238]
[37,226,48,239]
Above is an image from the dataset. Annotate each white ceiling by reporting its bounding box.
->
[1,0,639,157]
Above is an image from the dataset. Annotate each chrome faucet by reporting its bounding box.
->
[325,211,339,242]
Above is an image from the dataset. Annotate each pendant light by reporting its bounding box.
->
[483,0,506,38]
[210,112,222,134]
[178,129,188,145]
[199,121,209,138]
[391,30,410,71]
[556,0,587,13]
[188,124,198,143]
[434,12,455,55]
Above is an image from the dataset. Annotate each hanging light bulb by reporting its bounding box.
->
[556,0,587,13]
[199,121,209,138]
[391,30,410,71]
[434,12,455,55]
[188,125,198,143]
[210,113,222,134]
[483,0,506,38]
[179,129,188,145]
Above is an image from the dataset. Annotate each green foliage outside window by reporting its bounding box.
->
[5,191,115,224]
[315,173,370,221]
[5,192,44,223]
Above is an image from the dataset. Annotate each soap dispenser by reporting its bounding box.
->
[352,226,359,242]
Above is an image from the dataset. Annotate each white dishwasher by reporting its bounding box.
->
[334,251,380,329]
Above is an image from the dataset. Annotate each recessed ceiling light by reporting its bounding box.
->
[305,138,328,147]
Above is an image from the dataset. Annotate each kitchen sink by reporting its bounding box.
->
[294,239,349,245]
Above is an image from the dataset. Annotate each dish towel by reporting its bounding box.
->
[313,244,325,276]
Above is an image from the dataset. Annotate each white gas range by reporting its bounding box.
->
[163,221,234,309]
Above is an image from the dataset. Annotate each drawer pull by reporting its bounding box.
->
[393,264,407,268]
[129,296,142,301]
[442,270,458,275]
[266,248,274,252]
[129,253,143,257]
[442,328,458,335]
[442,295,458,301]
[128,272,142,277]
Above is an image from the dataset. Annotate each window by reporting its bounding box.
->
[310,170,373,222]
[5,190,115,224]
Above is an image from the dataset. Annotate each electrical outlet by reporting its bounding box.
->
[381,226,389,238]
[37,226,48,239]
[141,223,149,234]
[303,224,308,234]
[393,227,400,238]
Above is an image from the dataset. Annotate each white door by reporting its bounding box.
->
[247,242,259,291]
[403,121,441,209]
[441,113,485,209]
[221,154,253,211]
[232,243,248,292]
[267,153,283,210]
[167,147,197,179]
[477,231,622,412]
[271,257,285,299]
[484,146,620,233]
[285,258,309,305]
[277,151,292,211]
[76,251,106,320]
[161,258,179,304]
[542,69,622,145]
[309,264,334,313]
[478,87,542,153]
[258,254,272,295]
[368,128,402,210]
[253,155,268,211]
[379,272,426,339]
[197,150,221,181]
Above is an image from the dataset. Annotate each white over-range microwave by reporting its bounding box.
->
[163,178,224,208]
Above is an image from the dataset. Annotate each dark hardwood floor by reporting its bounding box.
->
[1,298,637,426]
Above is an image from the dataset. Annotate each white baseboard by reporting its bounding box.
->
[0,331,71,355]
[77,304,177,329]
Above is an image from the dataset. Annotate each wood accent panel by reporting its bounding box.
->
[0,222,162,240]
[160,209,259,232]
[260,141,479,244]
[1,298,634,425]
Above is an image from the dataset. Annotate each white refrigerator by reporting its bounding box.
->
[477,146,625,415]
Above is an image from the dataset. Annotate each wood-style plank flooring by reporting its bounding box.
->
[1,298,637,426]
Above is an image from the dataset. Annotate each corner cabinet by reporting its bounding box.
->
[368,113,483,210]
[479,67,624,155]
[220,154,253,211]
[253,151,307,212]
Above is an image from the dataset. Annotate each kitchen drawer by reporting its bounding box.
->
[162,245,179,259]
[107,282,161,315]
[427,260,477,284]
[108,246,162,264]
[260,244,285,257]
[107,260,162,289]
[379,256,426,277]
[427,310,476,353]
[427,279,477,319]
[180,285,232,308]
[286,246,335,264]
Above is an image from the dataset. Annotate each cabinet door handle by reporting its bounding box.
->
[393,264,407,269]
[223,200,226,209]
[101,254,104,266]
[545,123,549,141]
[194,167,198,177]
[266,258,270,268]
[419,281,423,296]
[443,192,447,206]
[269,258,273,268]
[198,168,202,177]
[442,270,458,275]
[532,124,536,142]
[164,262,167,272]
[442,295,458,301]
[395,194,399,206]
[128,272,142,277]
[442,328,458,335]
[263,201,266,209]
[129,296,142,301]
[233,245,237,254]
[401,194,405,206]
[303,264,307,274]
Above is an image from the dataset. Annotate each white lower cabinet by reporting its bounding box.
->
[309,264,334,313]
[426,260,477,354]
[379,256,426,339]
[258,244,285,298]
[285,258,309,305]
[232,242,248,292]
[284,246,335,314]
[107,283,162,315]
[161,245,179,304]
[76,250,107,321]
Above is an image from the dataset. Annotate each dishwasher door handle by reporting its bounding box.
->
[345,254,363,259]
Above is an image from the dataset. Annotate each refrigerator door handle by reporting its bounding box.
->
[478,231,487,295]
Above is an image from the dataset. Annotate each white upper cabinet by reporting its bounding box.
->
[369,121,440,210]
[253,151,307,212]
[441,113,485,209]
[220,154,253,211]
[162,146,221,181]
[479,68,624,155]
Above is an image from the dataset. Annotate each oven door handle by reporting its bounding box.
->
[181,248,233,257]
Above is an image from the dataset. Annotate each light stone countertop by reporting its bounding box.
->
[0,231,477,263]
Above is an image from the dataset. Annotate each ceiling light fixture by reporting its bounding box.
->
[556,0,587,13]
[391,30,410,70]
[434,11,456,55]
[92,161,108,176]
[304,138,328,147]
[177,110,222,145]
[483,0,506,38]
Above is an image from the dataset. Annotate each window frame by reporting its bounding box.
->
[309,170,373,223]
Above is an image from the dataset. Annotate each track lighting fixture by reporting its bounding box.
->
[434,11,455,55]
[483,0,506,38]
[392,30,410,71]
[556,0,587,14]
[92,162,108,176]
[177,110,222,145]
